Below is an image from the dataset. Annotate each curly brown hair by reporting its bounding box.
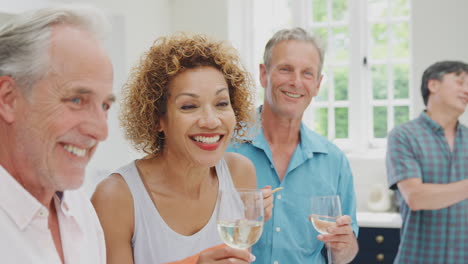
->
[120,33,256,155]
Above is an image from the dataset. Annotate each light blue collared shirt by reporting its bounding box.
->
[227,107,358,264]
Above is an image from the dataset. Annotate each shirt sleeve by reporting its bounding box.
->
[386,126,422,190]
[338,154,359,237]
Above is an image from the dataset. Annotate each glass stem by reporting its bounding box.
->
[327,243,332,264]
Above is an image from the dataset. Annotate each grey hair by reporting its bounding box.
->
[0,4,109,95]
[263,27,325,75]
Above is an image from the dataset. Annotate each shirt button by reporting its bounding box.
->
[276,227,281,232]
[274,261,279,264]
[38,210,45,217]
[270,164,274,168]
[277,194,282,199]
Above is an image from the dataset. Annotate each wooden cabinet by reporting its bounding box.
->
[350,227,400,264]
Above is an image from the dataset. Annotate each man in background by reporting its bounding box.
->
[228,27,358,264]
[0,5,115,263]
[386,61,468,263]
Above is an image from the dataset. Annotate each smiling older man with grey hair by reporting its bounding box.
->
[0,5,115,263]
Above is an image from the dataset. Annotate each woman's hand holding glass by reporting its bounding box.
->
[217,189,264,250]
[196,246,256,264]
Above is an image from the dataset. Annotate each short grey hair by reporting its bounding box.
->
[263,27,325,75]
[0,4,109,95]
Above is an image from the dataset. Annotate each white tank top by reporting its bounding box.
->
[116,158,237,264]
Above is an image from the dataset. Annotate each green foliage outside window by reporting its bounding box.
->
[393,22,409,58]
[371,23,388,60]
[394,106,409,126]
[333,0,348,21]
[334,67,348,101]
[310,0,410,140]
[374,106,388,138]
[335,107,349,138]
[372,65,387,100]
[312,0,327,22]
[315,108,328,137]
[394,64,409,99]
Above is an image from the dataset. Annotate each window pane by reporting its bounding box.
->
[373,106,388,138]
[368,0,388,21]
[392,22,409,58]
[312,0,327,22]
[392,0,409,17]
[372,64,387,99]
[394,106,409,126]
[335,107,348,138]
[371,23,388,59]
[313,27,328,42]
[315,108,328,137]
[332,26,349,62]
[256,85,264,105]
[334,67,348,100]
[394,64,409,99]
[332,0,348,21]
[316,71,329,102]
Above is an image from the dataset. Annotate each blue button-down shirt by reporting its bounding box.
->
[227,112,358,264]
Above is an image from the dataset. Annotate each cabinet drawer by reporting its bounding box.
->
[352,249,397,264]
[358,227,400,250]
[350,227,400,264]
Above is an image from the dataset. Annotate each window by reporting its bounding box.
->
[230,0,412,151]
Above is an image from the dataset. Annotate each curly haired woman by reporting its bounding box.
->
[91,34,273,264]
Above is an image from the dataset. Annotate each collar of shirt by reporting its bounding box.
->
[419,110,463,135]
[252,105,329,157]
[0,165,79,230]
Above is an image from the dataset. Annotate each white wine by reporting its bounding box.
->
[310,215,337,234]
[217,220,263,249]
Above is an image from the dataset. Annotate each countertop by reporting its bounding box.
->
[356,212,402,228]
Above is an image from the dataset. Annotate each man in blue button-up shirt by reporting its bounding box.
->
[228,27,358,264]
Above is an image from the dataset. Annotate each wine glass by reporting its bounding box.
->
[216,188,264,249]
[310,195,342,264]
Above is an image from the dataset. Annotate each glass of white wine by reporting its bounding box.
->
[310,195,342,264]
[216,188,264,249]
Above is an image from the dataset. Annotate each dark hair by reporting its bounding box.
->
[421,60,468,106]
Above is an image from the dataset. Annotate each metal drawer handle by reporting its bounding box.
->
[376,253,385,262]
[375,235,384,244]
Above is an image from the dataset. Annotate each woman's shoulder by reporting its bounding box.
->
[91,173,135,261]
[91,173,134,228]
[223,152,256,189]
[92,173,132,201]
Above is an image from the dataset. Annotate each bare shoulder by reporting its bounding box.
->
[224,152,257,189]
[91,173,134,237]
[92,173,133,208]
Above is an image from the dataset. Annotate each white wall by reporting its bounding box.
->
[412,0,468,124]
[0,0,50,13]
[169,0,228,40]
